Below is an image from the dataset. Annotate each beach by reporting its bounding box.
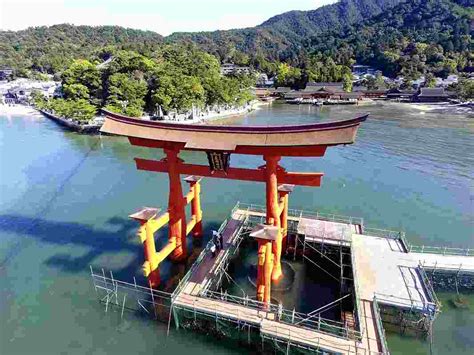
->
[0,104,40,116]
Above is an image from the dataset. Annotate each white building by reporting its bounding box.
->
[221,63,251,76]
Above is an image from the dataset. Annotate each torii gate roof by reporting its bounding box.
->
[100,109,368,156]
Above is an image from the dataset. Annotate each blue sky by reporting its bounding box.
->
[0,0,336,35]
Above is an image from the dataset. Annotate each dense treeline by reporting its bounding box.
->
[0,0,472,97]
[168,0,404,63]
[0,24,163,75]
[306,0,473,79]
[33,45,255,121]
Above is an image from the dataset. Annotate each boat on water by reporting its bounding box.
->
[285,97,322,106]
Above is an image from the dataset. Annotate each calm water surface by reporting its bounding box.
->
[0,102,472,354]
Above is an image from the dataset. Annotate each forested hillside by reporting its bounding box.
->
[0,24,163,74]
[0,0,471,80]
[307,0,473,78]
[167,0,405,62]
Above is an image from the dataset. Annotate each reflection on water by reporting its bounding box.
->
[0,102,472,355]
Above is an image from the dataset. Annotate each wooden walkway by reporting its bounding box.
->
[352,233,474,312]
[174,292,274,325]
[188,210,247,288]
[174,293,383,355]
[260,298,381,354]
[298,218,358,246]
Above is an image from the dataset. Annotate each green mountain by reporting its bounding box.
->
[307,0,473,77]
[0,24,163,74]
[167,0,405,61]
[0,0,471,78]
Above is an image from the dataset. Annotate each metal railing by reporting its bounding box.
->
[363,227,404,240]
[373,292,437,316]
[90,266,173,320]
[235,202,473,259]
[350,243,365,339]
[372,296,390,355]
[420,260,474,275]
[201,288,361,340]
[417,263,440,318]
[408,244,473,256]
[234,202,364,227]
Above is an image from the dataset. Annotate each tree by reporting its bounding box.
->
[342,73,353,92]
[275,63,301,88]
[62,59,101,102]
[105,73,147,116]
[375,72,385,89]
[424,73,436,88]
[67,99,97,122]
[366,76,377,90]
[151,72,205,113]
[456,79,474,100]
[46,98,96,122]
[30,90,47,109]
[63,83,90,100]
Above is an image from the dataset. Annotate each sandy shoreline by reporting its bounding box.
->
[0,104,40,116]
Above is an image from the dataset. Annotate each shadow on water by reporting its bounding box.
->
[0,214,222,290]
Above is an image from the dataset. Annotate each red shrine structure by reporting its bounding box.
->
[100,109,367,306]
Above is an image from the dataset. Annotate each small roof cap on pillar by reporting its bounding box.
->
[184,175,203,183]
[278,184,295,193]
[129,207,161,222]
[249,224,279,241]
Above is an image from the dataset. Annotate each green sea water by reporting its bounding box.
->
[0,102,472,354]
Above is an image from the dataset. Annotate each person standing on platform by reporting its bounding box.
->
[218,231,224,250]
[210,241,216,257]
[212,230,222,250]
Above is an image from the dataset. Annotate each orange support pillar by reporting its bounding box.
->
[264,155,283,281]
[256,238,273,306]
[263,240,273,306]
[143,221,160,287]
[165,148,187,261]
[185,176,203,237]
[278,184,293,254]
[256,240,266,302]
[130,208,162,288]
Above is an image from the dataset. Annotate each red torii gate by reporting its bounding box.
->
[101,110,367,305]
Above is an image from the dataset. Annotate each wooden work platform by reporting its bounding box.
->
[173,208,384,354]
[172,205,473,354]
[352,234,432,311]
[297,218,358,246]
[174,292,275,325]
[187,209,248,293]
[261,299,381,354]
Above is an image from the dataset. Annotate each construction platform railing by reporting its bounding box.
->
[417,265,440,319]
[236,202,472,259]
[350,240,365,339]
[367,227,473,257]
[407,244,473,256]
[234,202,365,227]
[90,266,173,321]
[363,227,404,240]
[372,296,390,355]
[373,290,438,318]
[200,288,362,341]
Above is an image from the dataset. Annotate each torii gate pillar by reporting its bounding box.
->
[278,184,294,253]
[250,224,278,306]
[264,155,283,281]
[165,148,187,261]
